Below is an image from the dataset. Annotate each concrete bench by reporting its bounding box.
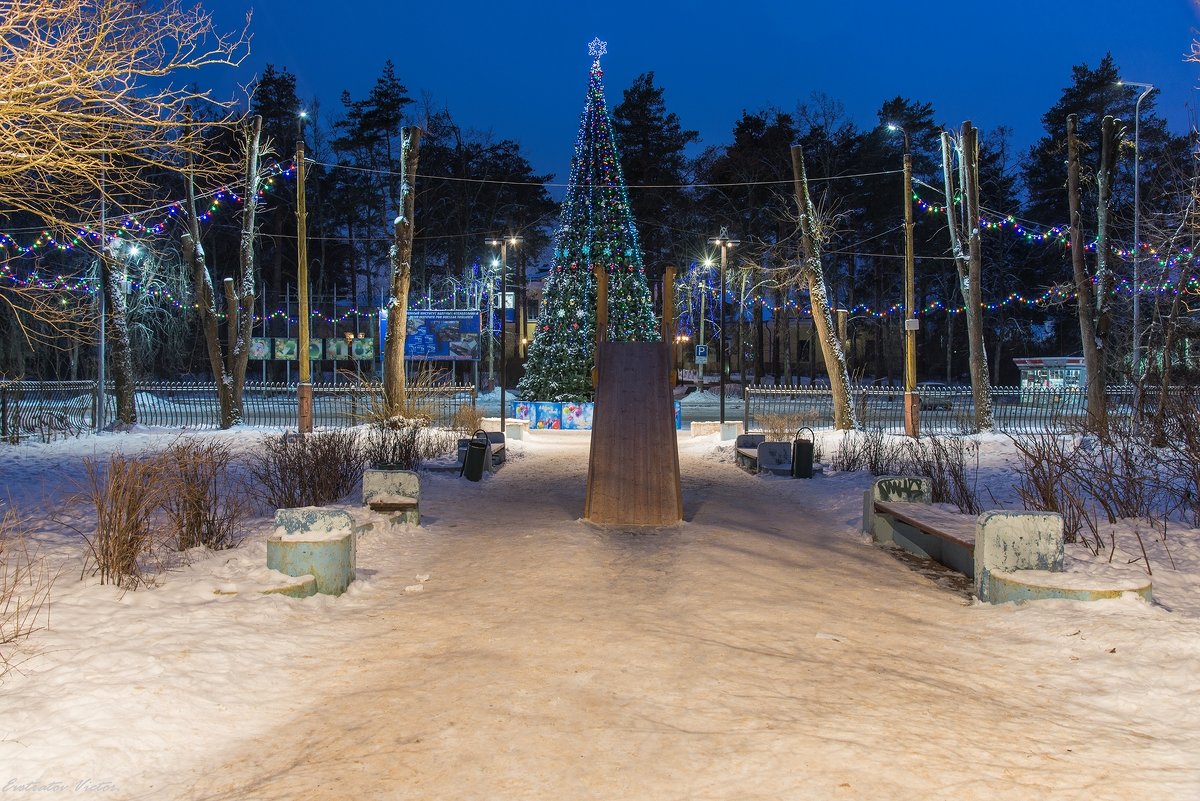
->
[362,468,420,524]
[862,476,1152,604]
[734,433,766,470]
[486,431,506,465]
[734,435,793,476]
[266,507,357,597]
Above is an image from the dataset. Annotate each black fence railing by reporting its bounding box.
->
[2,379,1191,443]
[0,381,477,442]
[743,384,1195,435]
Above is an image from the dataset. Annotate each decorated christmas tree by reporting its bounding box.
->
[517,39,660,401]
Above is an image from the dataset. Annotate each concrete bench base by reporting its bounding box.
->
[213,572,318,599]
[984,568,1153,604]
[362,469,420,525]
[863,476,1149,604]
[266,508,357,596]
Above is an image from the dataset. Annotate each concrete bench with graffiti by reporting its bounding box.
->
[862,476,1152,604]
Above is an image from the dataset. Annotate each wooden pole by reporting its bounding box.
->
[296,132,312,432]
[663,265,676,386]
[903,152,920,437]
[593,261,608,388]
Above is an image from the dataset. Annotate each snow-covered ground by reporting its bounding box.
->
[0,427,1198,800]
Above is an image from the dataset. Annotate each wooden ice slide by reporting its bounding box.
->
[583,341,683,525]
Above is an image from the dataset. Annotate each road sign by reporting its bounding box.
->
[694,344,709,364]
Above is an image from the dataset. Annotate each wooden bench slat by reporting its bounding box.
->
[874,500,975,547]
[368,500,419,512]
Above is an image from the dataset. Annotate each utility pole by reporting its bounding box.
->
[487,236,521,431]
[903,150,920,437]
[709,229,738,424]
[296,112,312,432]
[1121,80,1155,374]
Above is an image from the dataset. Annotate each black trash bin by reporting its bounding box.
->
[792,427,815,479]
[460,429,490,482]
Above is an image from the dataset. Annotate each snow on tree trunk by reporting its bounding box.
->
[789,145,855,430]
[1068,113,1124,434]
[101,250,137,426]
[228,115,263,426]
[383,127,421,415]
[183,115,236,429]
[940,124,993,431]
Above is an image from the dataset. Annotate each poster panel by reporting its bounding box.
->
[531,402,562,430]
[325,338,349,359]
[249,338,271,360]
[351,337,375,360]
[403,309,481,361]
[274,338,298,361]
[561,402,594,430]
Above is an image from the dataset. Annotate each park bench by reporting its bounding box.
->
[362,469,421,524]
[734,433,794,476]
[862,476,1152,604]
[734,433,766,470]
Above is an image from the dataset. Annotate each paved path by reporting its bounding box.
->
[167,435,1198,801]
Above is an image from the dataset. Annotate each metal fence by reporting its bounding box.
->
[743,384,1193,435]
[0,381,477,442]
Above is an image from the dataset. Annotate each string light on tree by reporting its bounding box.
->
[518,39,659,402]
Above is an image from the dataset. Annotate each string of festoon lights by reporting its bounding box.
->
[2,163,1196,320]
[0,162,295,256]
[913,189,1197,266]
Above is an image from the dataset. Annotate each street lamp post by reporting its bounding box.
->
[709,228,739,424]
[1120,81,1155,374]
[487,236,521,432]
[888,122,920,437]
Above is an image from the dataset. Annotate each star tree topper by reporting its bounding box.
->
[588,38,607,61]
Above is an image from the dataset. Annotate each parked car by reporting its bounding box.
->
[917,381,954,411]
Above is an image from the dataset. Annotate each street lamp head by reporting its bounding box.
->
[707,227,740,247]
[1118,80,1155,91]
[886,122,910,153]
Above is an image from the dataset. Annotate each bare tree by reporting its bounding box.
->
[382,128,421,413]
[0,0,249,382]
[1067,113,1125,432]
[941,122,994,431]
[790,145,855,429]
[182,115,263,428]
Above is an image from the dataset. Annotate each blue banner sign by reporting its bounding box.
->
[401,309,482,361]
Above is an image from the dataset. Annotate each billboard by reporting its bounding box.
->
[402,309,482,361]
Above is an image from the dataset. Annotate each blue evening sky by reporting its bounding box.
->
[205,0,1200,185]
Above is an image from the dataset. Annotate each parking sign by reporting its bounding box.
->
[695,344,709,364]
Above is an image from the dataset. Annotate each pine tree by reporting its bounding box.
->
[518,40,659,401]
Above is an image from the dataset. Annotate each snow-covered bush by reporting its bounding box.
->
[0,510,54,674]
[904,436,981,515]
[830,429,980,513]
[450,404,483,436]
[756,412,821,453]
[160,438,248,551]
[247,430,364,510]
[361,418,424,471]
[79,453,170,589]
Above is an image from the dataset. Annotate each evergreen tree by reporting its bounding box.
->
[518,40,659,401]
[612,72,699,283]
[249,64,301,303]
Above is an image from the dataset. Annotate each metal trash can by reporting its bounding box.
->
[792,427,815,479]
[460,429,489,482]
